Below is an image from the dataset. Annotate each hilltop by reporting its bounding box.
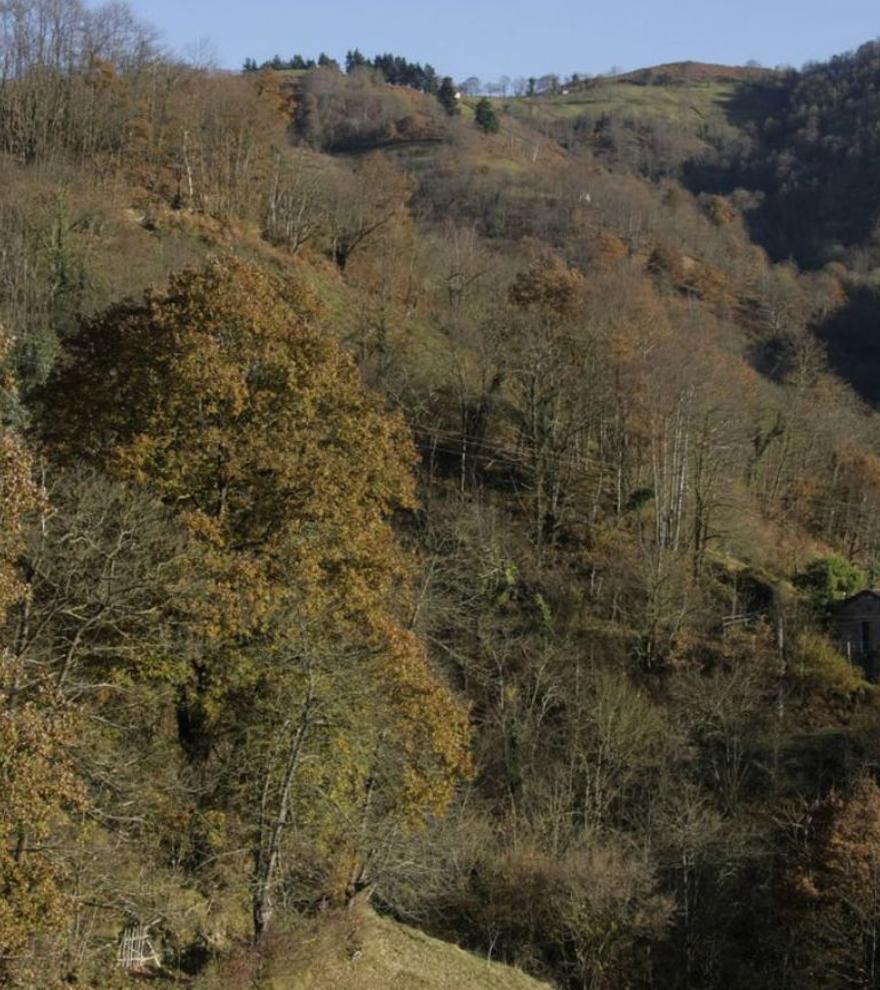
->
[615,60,777,84]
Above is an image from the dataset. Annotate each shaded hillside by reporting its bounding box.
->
[684,41,880,268]
[817,281,880,404]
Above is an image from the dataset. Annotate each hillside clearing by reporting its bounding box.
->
[199,910,554,990]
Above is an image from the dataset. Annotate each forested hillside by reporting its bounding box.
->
[5,3,880,988]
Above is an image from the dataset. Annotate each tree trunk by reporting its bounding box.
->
[252,668,315,940]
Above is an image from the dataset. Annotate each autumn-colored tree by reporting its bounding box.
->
[785,776,880,987]
[324,152,411,270]
[508,253,584,315]
[0,324,84,982]
[43,258,471,937]
[0,698,82,979]
[506,254,590,548]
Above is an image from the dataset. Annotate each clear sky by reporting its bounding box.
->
[128,0,879,81]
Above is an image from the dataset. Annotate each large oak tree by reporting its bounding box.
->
[44,257,471,936]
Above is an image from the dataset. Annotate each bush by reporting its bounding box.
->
[794,554,866,609]
[791,630,865,701]
[474,98,500,134]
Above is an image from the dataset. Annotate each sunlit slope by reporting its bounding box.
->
[502,61,778,140]
[198,909,555,990]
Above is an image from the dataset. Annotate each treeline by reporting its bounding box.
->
[242,52,337,72]
[344,49,440,93]
[6,3,880,989]
[242,47,440,94]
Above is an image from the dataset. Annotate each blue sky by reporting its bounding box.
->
[130,0,879,81]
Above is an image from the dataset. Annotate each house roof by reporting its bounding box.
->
[834,589,880,610]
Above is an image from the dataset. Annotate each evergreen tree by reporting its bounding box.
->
[373,53,396,83]
[422,63,439,94]
[345,48,368,73]
[437,76,460,115]
[474,97,500,134]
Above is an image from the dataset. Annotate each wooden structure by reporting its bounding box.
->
[831,589,880,681]
[117,922,160,973]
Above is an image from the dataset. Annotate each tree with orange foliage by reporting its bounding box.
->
[785,775,880,987]
[0,325,83,982]
[324,152,411,270]
[43,258,471,938]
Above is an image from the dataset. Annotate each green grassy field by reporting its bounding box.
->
[498,74,777,135]
[523,81,736,122]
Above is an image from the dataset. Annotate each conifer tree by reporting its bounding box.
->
[437,76,460,115]
[474,97,500,134]
[345,48,368,73]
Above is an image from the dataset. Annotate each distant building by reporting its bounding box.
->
[831,590,880,680]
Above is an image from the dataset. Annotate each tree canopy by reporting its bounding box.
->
[43,257,471,937]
